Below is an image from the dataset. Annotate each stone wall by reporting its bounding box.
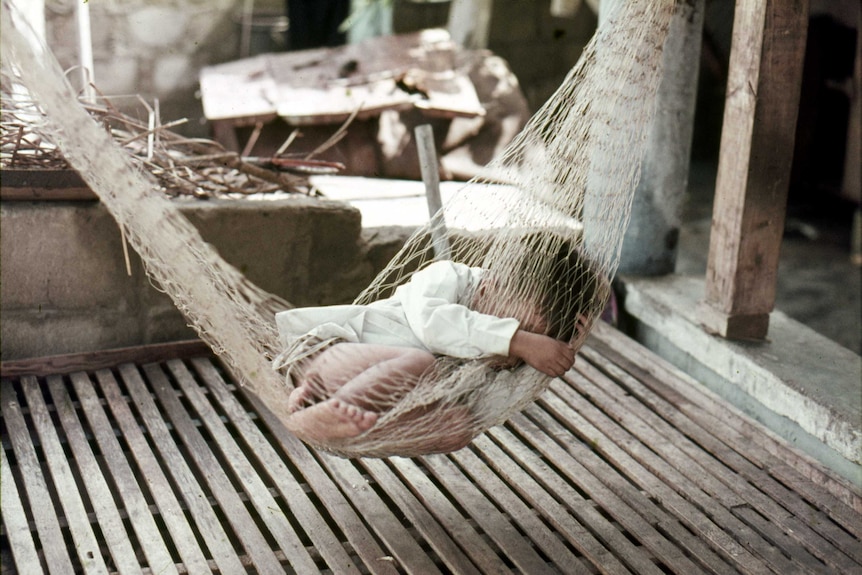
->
[0,196,392,360]
[46,0,245,137]
[42,0,598,137]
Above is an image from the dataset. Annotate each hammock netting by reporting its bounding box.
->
[1,0,677,457]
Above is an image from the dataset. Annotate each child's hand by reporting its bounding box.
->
[508,330,575,377]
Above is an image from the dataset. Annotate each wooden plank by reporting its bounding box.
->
[68,372,180,575]
[702,0,809,339]
[83,370,219,570]
[357,457,483,575]
[200,31,484,125]
[318,453,444,574]
[546,377,802,575]
[387,456,513,573]
[189,358,363,575]
[234,382,401,575]
[0,446,43,574]
[45,375,143,575]
[449,444,603,574]
[476,429,649,575]
[580,342,862,571]
[20,376,110,574]
[0,169,97,201]
[420,453,558,575]
[504,410,734,575]
[164,359,320,574]
[526,393,767,575]
[591,322,862,522]
[0,186,97,201]
[1,381,77,575]
[140,362,284,573]
[572,353,852,574]
[0,340,210,378]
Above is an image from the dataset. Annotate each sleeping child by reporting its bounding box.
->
[275,233,606,452]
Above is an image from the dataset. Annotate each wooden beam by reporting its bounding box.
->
[700,0,809,340]
[0,340,210,378]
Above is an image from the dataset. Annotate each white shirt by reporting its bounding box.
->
[275,260,520,358]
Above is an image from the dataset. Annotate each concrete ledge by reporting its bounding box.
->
[1,196,384,361]
[621,274,862,487]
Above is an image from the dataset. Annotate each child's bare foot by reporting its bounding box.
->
[288,384,312,413]
[288,398,378,442]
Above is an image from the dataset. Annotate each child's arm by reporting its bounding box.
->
[508,330,575,377]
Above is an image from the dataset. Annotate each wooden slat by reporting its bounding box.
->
[188,357,363,575]
[318,453,445,574]
[45,376,142,575]
[476,429,655,575]
[239,387,401,575]
[420,452,558,574]
[68,372,181,575]
[568,358,831,574]
[592,321,862,519]
[579,343,862,571]
[449,444,598,574]
[235,387,402,575]
[528,394,768,575]
[164,359,320,573]
[549,373,818,575]
[139,363,284,573]
[387,456,513,573]
[3,331,859,574]
[20,377,109,574]
[92,368,222,573]
[357,457,484,575]
[507,407,738,575]
[1,381,77,575]
[0,447,43,573]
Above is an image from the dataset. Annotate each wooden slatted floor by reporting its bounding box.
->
[2,323,860,574]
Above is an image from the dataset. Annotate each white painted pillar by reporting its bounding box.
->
[604,0,706,275]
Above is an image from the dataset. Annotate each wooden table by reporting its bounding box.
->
[198,29,485,178]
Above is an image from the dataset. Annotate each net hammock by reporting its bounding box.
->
[1,0,676,458]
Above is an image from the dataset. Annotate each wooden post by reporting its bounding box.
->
[700,0,809,340]
[415,124,451,259]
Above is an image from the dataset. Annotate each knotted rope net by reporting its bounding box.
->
[2,0,676,457]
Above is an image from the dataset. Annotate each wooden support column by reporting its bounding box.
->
[700,0,809,340]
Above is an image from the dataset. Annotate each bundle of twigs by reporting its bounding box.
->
[1,77,348,199]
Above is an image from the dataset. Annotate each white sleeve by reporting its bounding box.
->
[394,260,520,358]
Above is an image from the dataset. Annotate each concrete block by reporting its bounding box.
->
[178,196,371,307]
[143,304,197,345]
[0,193,383,361]
[1,310,141,360]
[0,202,137,311]
[621,274,862,486]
